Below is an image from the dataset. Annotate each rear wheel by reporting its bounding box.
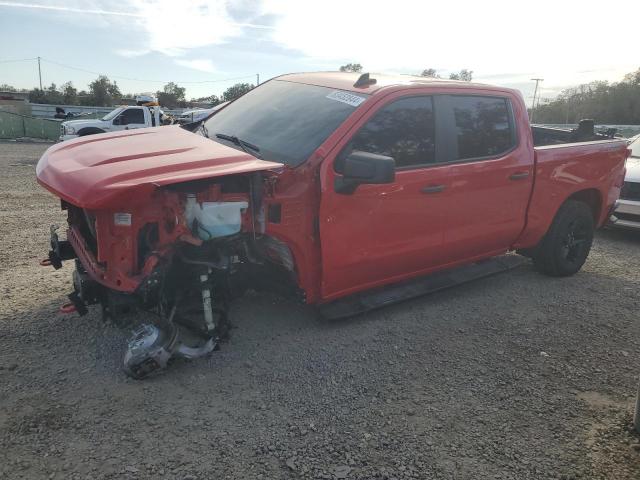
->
[531,200,594,276]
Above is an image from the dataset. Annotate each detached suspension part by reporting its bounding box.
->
[122,267,224,380]
[200,267,216,334]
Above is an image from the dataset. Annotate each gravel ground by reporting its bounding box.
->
[0,140,639,480]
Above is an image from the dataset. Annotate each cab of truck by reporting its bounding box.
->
[59,104,162,141]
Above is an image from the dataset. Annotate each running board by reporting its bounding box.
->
[319,254,526,320]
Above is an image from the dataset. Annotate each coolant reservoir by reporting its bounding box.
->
[185,194,248,240]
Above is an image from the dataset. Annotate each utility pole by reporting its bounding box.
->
[256,73,260,86]
[529,78,543,123]
[37,56,43,90]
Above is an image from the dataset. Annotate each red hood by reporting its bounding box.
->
[36,126,283,209]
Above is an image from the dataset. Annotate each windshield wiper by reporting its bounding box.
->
[215,133,262,159]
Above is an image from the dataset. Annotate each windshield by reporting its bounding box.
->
[101,107,125,121]
[631,136,640,158]
[202,80,368,166]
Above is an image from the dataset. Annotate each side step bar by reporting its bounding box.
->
[319,254,526,320]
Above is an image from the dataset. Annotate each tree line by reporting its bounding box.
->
[0,76,254,108]
[10,66,640,124]
[1,65,475,109]
[339,63,473,81]
[529,68,640,124]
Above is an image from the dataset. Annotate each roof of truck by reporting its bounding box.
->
[276,71,504,95]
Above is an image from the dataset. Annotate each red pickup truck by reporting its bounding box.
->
[36,72,628,377]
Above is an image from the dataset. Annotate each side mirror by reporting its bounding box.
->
[113,116,127,126]
[335,151,395,194]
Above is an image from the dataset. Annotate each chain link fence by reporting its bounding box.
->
[0,110,60,141]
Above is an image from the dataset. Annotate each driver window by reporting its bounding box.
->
[336,96,435,172]
[117,108,145,125]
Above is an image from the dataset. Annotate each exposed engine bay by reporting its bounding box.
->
[43,172,299,379]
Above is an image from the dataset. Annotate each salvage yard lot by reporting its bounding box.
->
[0,141,639,480]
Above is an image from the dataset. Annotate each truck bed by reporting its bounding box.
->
[532,124,618,146]
[513,139,628,249]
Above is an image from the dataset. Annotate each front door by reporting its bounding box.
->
[319,94,450,301]
[115,108,147,131]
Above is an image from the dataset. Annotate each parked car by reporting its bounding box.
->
[36,72,628,378]
[175,102,227,125]
[612,134,640,229]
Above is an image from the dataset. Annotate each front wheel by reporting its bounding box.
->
[531,200,595,277]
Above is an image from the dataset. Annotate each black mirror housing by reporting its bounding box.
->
[335,151,395,194]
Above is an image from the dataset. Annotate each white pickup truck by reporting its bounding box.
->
[59,105,162,141]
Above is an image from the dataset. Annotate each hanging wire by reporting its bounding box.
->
[0,57,38,63]
[39,58,255,84]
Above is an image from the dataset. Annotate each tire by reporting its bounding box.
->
[531,200,594,277]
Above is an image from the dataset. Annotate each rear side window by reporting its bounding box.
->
[346,96,435,168]
[120,108,145,124]
[450,96,513,160]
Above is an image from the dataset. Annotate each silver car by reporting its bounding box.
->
[613,134,640,229]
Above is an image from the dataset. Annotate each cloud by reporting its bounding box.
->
[0,1,141,17]
[174,58,216,73]
[1,0,274,57]
[260,0,640,90]
[4,0,639,100]
[115,48,150,58]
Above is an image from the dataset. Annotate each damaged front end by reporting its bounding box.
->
[36,127,296,378]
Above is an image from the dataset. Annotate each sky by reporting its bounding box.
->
[0,0,639,105]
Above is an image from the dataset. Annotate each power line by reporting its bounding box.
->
[40,58,255,84]
[0,57,37,64]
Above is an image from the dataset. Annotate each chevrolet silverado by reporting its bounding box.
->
[36,72,629,377]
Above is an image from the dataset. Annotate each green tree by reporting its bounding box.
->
[157,82,186,108]
[28,88,47,103]
[0,83,17,92]
[339,63,363,73]
[45,83,63,104]
[530,67,640,124]
[449,69,473,81]
[61,81,78,105]
[87,75,121,106]
[420,68,440,78]
[222,83,254,102]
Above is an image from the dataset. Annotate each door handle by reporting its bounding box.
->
[509,171,530,180]
[421,184,446,194]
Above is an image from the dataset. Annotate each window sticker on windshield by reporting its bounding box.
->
[326,90,366,107]
[114,212,132,226]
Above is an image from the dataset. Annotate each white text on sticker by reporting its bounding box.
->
[114,213,132,226]
[326,90,366,107]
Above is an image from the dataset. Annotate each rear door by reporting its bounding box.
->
[437,94,533,263]
[319,93,450,300]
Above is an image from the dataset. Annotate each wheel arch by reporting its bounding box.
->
[567,188,602,223]
[77,127,105,137]
[515,187,602,255]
